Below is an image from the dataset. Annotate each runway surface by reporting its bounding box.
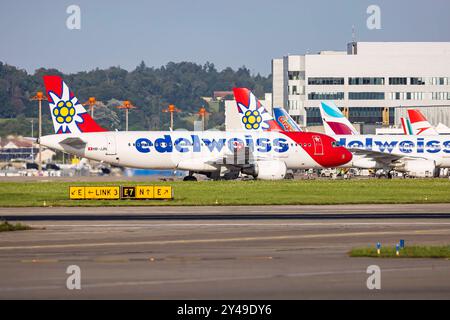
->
[2,203,450,221]
[0,204,450,299]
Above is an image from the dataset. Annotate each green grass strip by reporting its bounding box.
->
[0,179,450,206]
[0,221,33,232]
[350,245,450,258]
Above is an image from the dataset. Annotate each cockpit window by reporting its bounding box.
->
[332,141,341,148]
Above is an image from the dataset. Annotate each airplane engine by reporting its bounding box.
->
[350,157,381,169]
[242,160,287,180]
[395,159,436,178]
[177,159,218,172]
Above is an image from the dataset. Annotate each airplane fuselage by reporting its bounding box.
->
[40,130,352,171]
[337,135,450,168]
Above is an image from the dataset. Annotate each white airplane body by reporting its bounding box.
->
[271,101,450,177]
[337,134,450,170]
[38,76,351,180]
[318,102,450,177]
[41,130,349,174]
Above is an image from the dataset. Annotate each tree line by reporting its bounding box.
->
[0,61,271,137]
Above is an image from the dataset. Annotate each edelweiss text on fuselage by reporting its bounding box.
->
[135,134,289,154]
[339,137,450,154]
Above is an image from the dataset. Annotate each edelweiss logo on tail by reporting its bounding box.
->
[44,75,106,134]
[233,88,282,132]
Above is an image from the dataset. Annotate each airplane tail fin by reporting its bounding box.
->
[319,101,359,135]
[43,75,107,134]
[400,117,414,135]
[407,109,439,135]
[232,88,282,132]
[273,106,302,132]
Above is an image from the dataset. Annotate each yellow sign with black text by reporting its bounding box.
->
[121,186,137,199]
[69,185,173,200]
[154,186,173,199]
[84,186,120,199]
[135,186,154,199]
[69,186,85,199]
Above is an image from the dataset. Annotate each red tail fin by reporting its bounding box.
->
[43,75,107,134]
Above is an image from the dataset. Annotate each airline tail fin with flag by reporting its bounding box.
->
[43,75,107,134]
[407,109,439,135]
[400,117,414,135]
[319,101,359,135]
[232,88,282,132]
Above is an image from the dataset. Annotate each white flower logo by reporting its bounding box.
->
[237,92,272,131]
[48,82,86,133]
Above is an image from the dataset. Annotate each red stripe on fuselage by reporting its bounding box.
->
[281,131,352,168]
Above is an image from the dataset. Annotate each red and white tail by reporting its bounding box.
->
[43,75,107,134]
[407,109,438,135]
[232,88,282,132]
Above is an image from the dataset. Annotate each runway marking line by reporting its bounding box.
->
[1,228,450,251]
[93,258,131,263]
[20,259,59,263]
[30,222,450,228]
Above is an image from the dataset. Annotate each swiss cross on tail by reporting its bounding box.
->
[233,88,282,132]
[43,75,107,134]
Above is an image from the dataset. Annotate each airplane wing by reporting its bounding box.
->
[59,137,87,149]
[205,146,283,167]
[348,148,429,165]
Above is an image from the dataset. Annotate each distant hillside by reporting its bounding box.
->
[0,61,271,136]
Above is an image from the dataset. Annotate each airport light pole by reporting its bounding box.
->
[30,119,34,161]
[116,101,137,131]
[162,104,181,130]
[30,91,48,174]
[197,106,209,131]
[83,97,98,118]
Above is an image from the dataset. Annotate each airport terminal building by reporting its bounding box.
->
[272,42,450,132]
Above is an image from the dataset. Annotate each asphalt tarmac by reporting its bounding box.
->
[0,204,450,299]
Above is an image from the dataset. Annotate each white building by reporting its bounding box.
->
[272,42,450,132]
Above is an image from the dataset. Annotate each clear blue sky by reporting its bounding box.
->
[1,0,449,75]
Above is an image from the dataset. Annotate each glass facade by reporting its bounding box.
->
[308,77,344,85]
[432,92,450,100]
[430,77,449,85]
[305,107,394,126]
[389,77,407,85]
[288,71,305,80]
[410,77,426,85]
[348,92,385,100]
[348,77,385,85]
[390,92,424,100]
[0,147,38,161]
[289,85,299,95]
[308,92,344,100]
